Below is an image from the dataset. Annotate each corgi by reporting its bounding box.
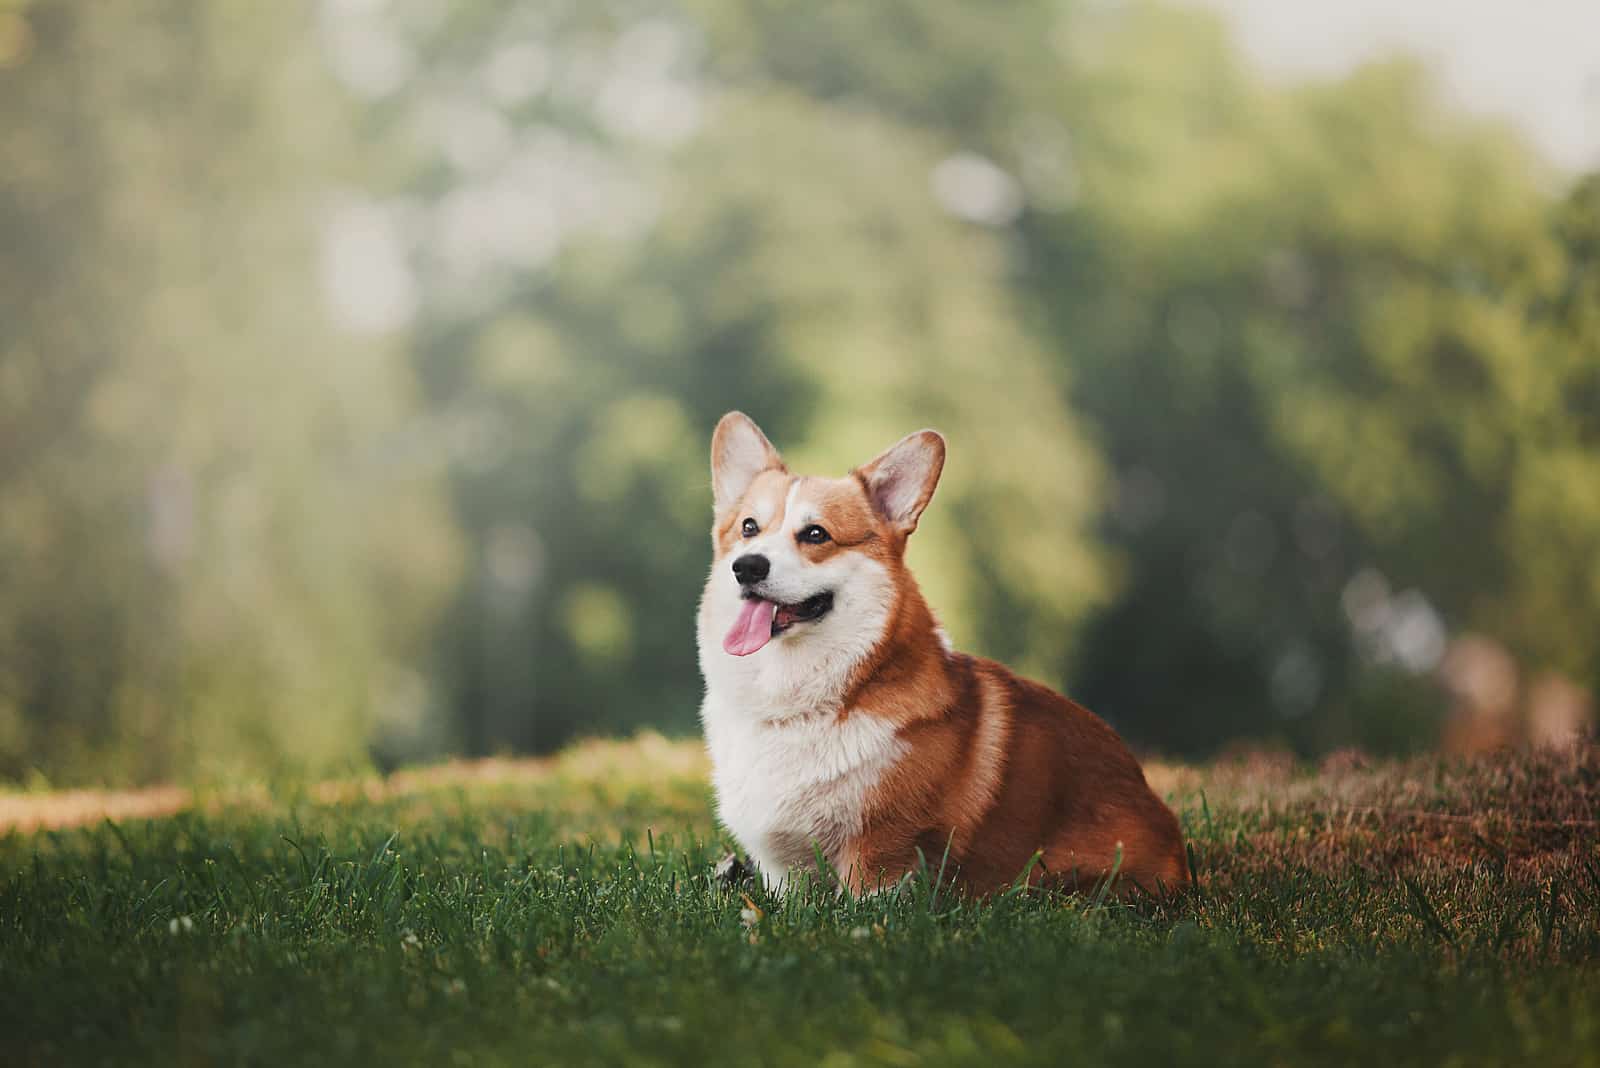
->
[697,412,1189,897]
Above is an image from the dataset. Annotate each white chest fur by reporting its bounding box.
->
[695,509,902,885]
[701,693,904,886]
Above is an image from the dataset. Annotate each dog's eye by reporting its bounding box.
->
[798,524,830,545]
[741,518,759,538]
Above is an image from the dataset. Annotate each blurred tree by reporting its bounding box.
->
[374,1,1108,752]
[691,1,1595,753]
[1231,75,1600,738]
[1533,173,1600,699]
[9,0,1590,779]
[1017,18,1598,752]
[376,0,1595,757]
[0,0,458,784]
[675,0,1404,751]
[1010,16,1596,753]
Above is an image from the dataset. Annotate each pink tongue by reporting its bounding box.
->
[724,598,777,656]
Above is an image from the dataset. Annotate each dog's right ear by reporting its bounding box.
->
[711,412,785,511]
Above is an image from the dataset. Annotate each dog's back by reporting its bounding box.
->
[841,652,1189,896]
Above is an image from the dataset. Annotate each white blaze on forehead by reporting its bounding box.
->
[786,478,839,531]
[750,477,794,529]
[782,480,804,530]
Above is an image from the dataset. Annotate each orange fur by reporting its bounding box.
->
[838,559,1188,896]
[704,414,1188,898]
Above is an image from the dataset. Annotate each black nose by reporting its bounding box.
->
[732,553,770,586]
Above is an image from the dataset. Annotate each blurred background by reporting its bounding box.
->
[1,0,1597,786]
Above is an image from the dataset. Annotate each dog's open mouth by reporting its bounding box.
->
[770,591,833,633]
[723,592,833,657]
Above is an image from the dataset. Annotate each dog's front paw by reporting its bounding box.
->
[714,851,752,887]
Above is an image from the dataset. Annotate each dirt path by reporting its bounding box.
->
[0,786,192,834]
[0,732,713,834]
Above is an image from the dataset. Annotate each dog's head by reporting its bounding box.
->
[699,411,945,663]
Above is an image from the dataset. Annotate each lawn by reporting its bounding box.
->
[3,734,1598,1066]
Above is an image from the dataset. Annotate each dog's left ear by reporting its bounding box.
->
[855,429,946,536]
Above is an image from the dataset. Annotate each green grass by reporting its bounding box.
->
[3,736,1598,1066]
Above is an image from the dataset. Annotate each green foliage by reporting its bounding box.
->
[0,2,458,784]
[390,4,1107,753]
[1235,71,1598,687]
[1,0,1596,779]
[386,0,1598,758]
[721,2,1598,753]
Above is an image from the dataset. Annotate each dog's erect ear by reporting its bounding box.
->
[855,429,946,536]
[711,412,785,511]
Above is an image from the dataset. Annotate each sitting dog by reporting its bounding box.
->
[697,412,1188,896]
